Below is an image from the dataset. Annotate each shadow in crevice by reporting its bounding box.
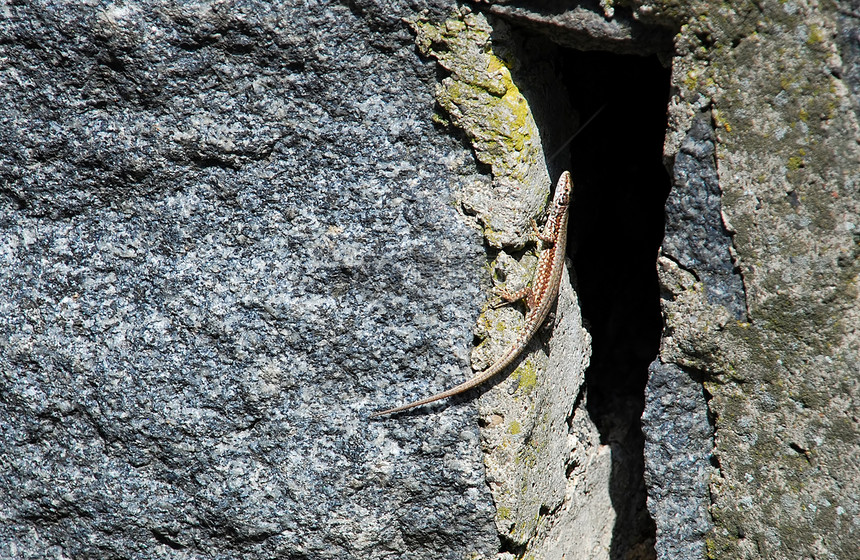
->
[562,50,671,559]
[470,11,672,557]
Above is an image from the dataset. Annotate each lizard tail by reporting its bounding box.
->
[369,351,518,418]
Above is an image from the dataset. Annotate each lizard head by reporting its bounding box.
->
[553,171,572,208]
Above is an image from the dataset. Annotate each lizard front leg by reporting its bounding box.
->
[492,284,532,308]
[530,218,557,244]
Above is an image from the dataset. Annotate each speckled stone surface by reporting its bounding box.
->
[652,0,860,557]
[642,361,713,560]
[836,1,860,115]
[0,1,500,558]
[643,114,724,560]
[482,0,673,55]
[661,113,746,320]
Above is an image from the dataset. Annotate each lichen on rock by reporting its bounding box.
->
[408,7,552,250]
[407,8,593,553]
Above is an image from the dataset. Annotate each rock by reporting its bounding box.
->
[2,0,858,559]
[0,1,499,558]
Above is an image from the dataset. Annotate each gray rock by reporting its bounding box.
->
[662,113,746,320]
[647,111,725,560]
[836,1,860,115]
[642,361,713,560]
[0,1,500,558]
[3,0,859,559]
[657,0,860,557]
[482,0,674,55]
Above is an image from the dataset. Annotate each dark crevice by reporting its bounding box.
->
[151,529,186,550]
[789,442,812,463]
[562,50,671,559]
[498,534,527,558]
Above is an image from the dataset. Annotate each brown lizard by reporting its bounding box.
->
[371,171,572,417]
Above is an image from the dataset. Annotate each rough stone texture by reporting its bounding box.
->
[0,1,601,559]
[3,0,859,558]
[482,0,674,55]
[642,112,741,560]
[404,11,597,557]
[0,1,503,558]
[409,11,556,248]
[480,267,598,559]
[661,113,746,320]
[646,0,860,558]
[836,1,860,114]
[642,361,713,560]
[643,113,725,560]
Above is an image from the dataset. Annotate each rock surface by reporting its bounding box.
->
[649,0,860,558]
[2,0,859,559]
[0,1,502,558]
[641,114,725,560]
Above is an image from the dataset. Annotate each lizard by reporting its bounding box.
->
[371,171,572,417]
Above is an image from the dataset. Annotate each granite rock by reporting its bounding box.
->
[0,1,500,558]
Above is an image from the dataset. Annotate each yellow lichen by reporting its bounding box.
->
[684,69,699,91]
[514,359,538,392]
[806,25,824,45]
[787,156,804,170]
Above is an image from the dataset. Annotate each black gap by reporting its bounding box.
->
[562,50,671,558]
